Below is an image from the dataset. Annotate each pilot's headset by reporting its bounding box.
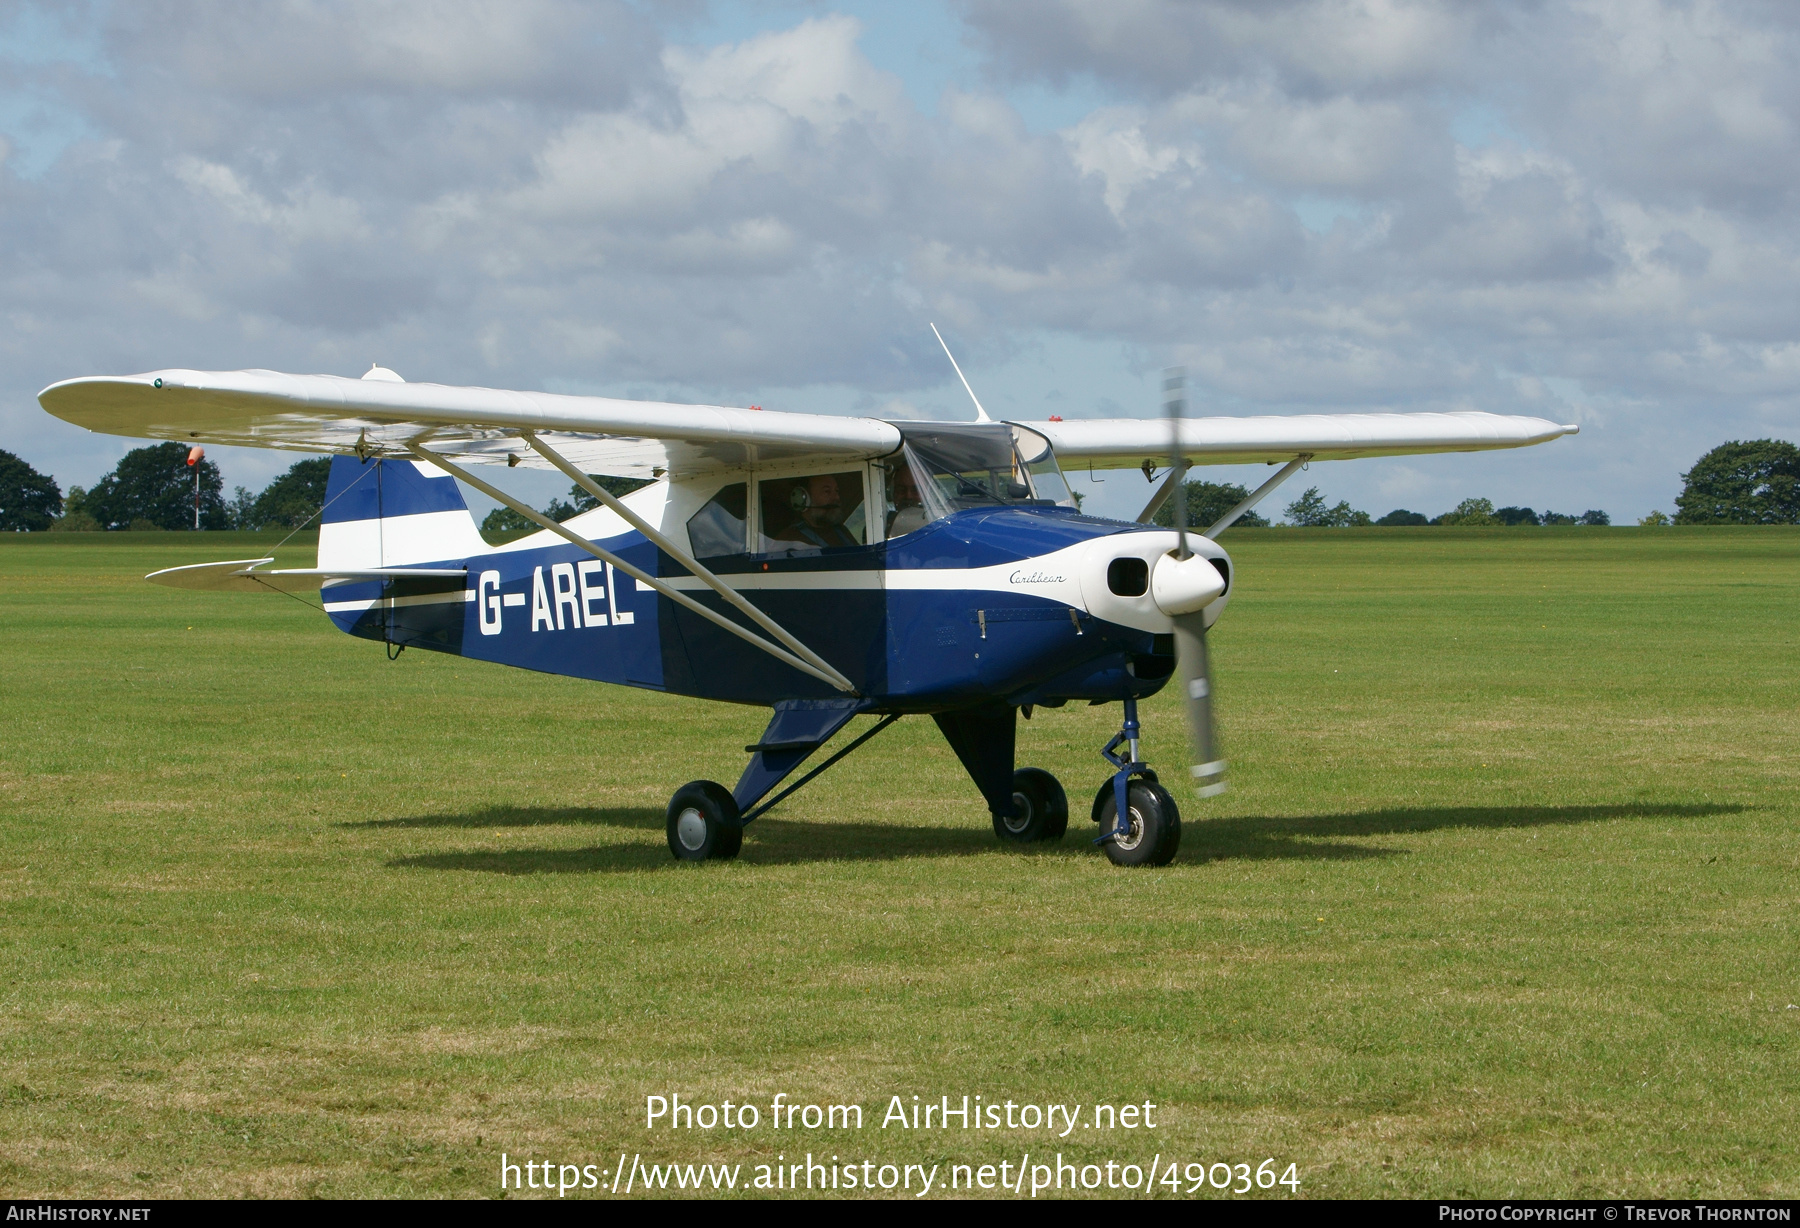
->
[788,484,812,512]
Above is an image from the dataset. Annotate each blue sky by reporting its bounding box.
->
[4,0,1798,524]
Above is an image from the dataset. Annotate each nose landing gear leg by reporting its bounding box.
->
[1092,697,1181,867]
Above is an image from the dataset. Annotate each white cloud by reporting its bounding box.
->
[1,0,1798,522]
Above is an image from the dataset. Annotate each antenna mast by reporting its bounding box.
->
[930,323,991,422]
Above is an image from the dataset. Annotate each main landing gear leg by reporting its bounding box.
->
[667,706,902,862]
[1091,697,1181,867]
[933,704,1068,845]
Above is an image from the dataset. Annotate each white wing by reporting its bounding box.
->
[39,367,1575,479]
[1036,411,1577,469]
[38,368,901,479]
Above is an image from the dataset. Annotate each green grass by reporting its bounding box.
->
[0,526,1795,1198]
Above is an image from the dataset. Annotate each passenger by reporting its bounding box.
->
[774,474,861,548]
[887,463,930,538]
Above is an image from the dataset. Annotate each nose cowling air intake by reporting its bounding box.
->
[1078,531,1231,635]
[1150,551,1227,616]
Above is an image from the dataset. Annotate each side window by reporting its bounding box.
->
[880,457,934,539]
[758,471,866,552]
[686,482,748,558]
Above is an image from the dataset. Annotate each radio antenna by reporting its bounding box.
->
[930,323,991,422]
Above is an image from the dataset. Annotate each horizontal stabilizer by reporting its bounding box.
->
[146,559,466,594]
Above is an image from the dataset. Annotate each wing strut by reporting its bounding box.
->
[1135,460,1191,523]
[1203,455,1310,538]
[407,443,858,696]
[520,430,856,694]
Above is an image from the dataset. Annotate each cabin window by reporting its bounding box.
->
[878,456,937,540]
[1011,424,1077,508]
[686,482,749,558]
[895,423,1077,514]
[757,470,867,552]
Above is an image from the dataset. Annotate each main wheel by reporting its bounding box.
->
[666,780,743,862]
[993,767,1069,843]
[1095,779,1181,867]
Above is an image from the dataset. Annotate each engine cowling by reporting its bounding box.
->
[1076,530,1231,634]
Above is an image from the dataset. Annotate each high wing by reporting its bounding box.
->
[1036,410,1577,469]
[39,367,1576,479]
[37,368,901,478]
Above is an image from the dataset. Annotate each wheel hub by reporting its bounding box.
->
[1112,805,1145,851]
[1003,790,1033,834]
[675,807,708,851]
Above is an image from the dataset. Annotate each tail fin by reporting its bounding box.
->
[318,456,487,569]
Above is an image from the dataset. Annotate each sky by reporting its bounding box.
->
[4,0,1799,524]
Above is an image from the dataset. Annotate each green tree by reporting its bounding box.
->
[1638,510,1671,526]
[226,486,257,529]
[1151,480,1269,530]
[0,449,62,531]
[481,476,654,539]
[1285,486,1371,527]
[1495,506,1540,525]
[50,485,100,531]
[1433,497,1500,526]
[1376,509,1429,526]
[481,506,536,535]
[84,443,230,530]
[1579,509,1610,526]
[1673,439,1800,524]
[544,475,653,521]
[248,457,332,529]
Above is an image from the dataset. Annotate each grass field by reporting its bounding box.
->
[1,527,1795,1199]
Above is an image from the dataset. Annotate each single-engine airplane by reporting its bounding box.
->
[39,352,1575,866]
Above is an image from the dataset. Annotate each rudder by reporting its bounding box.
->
[319,456,487,569]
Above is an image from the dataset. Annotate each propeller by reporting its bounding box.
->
[1159,367,1227,797]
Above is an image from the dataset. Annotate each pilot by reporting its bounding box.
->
[776,473,861,549]
[886,463,929,538]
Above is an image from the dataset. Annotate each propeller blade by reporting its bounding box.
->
[1161,364,1222,794]
[1170,610,1226,797]
[1164,366,1188,558]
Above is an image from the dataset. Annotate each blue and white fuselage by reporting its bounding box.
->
[315,450,1229,818]
[320,457,1227,711]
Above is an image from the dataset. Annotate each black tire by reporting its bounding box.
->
[666,780,743,862]
[1090,770,1158,825]
[994,767,1068,844]
[1095,779,1181,867]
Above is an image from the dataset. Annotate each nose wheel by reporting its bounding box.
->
[1093,777,1180,866]
[1090,697,1183,866]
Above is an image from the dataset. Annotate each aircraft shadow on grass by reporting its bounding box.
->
[366,800,1746,875]
[1179,801,1747,864]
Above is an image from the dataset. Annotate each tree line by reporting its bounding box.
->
[0,443,332,532]
[3,437,1796,533]
[1150,438,1800,531]
[0,442,646,534]
[1152,482,1611,529]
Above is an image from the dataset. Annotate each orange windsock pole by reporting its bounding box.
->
[186,447,204,528]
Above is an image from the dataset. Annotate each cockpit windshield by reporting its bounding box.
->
[878,422,1077,538]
